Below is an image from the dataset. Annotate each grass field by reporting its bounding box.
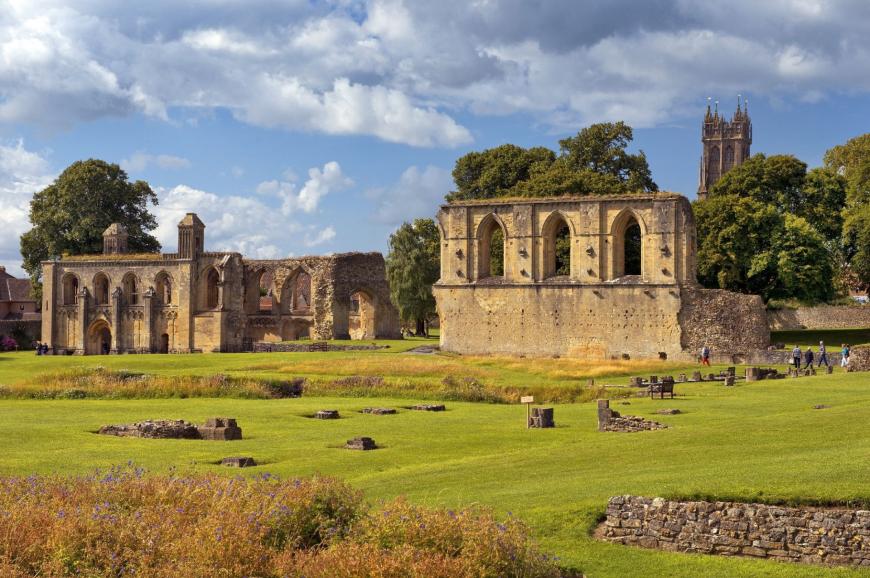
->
[1,346,869,577]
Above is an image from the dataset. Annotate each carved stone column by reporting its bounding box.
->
[216,280,225,311]
[111,286,122,353]
[143,287,155,353]
[77,287,90,354]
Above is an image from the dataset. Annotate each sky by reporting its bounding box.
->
[1,0,870,277]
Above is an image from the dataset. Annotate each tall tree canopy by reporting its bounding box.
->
[20,159,161,290]
[385,218,440,336]
[697,151,847,303]
[447,122,657,201]
[828,133,870,288]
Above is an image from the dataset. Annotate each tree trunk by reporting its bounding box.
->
[415,318,426,337]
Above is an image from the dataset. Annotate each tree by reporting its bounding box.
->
[447,122,657,201]
[824,133,870,206]
[775,215,835,303]
[385,218,440,336]
[558,122,657,192]
[20,159,161,292]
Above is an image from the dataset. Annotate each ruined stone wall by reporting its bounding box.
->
[679,287,769,355]
[435,284,685,358]
[329,252,401,340]
[603,495,870,567]
[768,305,870,331]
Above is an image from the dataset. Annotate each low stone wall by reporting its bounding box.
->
[602,495,870,566]
[679,287,769,356]
[768,305,870,331]
[252,342,388,353]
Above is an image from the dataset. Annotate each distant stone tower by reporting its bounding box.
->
[697,96,752,200]
[177,213,205,259]
[103,223,129,255]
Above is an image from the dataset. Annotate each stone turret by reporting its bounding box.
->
[103,223,129,255]
[697,96,752,200]
[177,213,205,259]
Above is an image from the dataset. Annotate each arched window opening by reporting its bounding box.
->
[62,274,79,305]
[283,270,311,313]
[93,273,110,305]
[206,268,220,310]
[348,290,376,340]
[258,270,273,312]
[624,219,642,276]
[478,217,506,279]
[707,145,721,184]
[724,145,735,171]
[122,273,139,305]
[543,214,572,279]
[155,273,172,305]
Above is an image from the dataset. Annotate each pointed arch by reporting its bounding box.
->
[348,288,377,340]
[476,213,507,280]
[541,211,574,279]
[61,273,79,305]
[93,272,110,305]
[611,209,646,279]
[121,272,140,305]
[154,271,173,305]
[280,267,312,314]
[204,267,220,310]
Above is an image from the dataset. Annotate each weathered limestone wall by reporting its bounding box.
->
[768,305,870,330]
[679,287,769,355]
[603,495,870,567]
[435,284,685,358]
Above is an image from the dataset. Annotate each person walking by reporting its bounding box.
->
[700,345,711,366]
[804,347,814,370]
[841,343,850,368]
[817,341,829,367]
[792,345,802,369]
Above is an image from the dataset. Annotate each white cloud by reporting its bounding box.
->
[257,161,353,215]
[121,152,191,173]
[2,0,870,138]
[304,226,336,247]
[0,140,54,276]
[368,164,452,225]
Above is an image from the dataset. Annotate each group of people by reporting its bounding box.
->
[700,342,852,369]
[33,342,50,355]
[791,342,851,369]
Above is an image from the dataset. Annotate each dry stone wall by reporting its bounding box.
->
[679,287,769,355]
[603,496,870,567]
[768,305,870,331]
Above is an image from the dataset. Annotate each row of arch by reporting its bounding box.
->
[246,268,312,315]
[475,210,643,281]
[61,272,174,307]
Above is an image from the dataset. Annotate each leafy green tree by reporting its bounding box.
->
[824,133,870,206]
[842,204,870,289]
[447,122,657,200]
[775,215,835,303]
[20,159,161,292]
[799,167,847,242]
[385,219,440,336]
[558,122,657,192]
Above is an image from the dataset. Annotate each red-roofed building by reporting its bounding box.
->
[0,266,41,347]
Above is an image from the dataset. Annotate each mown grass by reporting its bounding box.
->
[771,328,870,348]
[1,361,869,576]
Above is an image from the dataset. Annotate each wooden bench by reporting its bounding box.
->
[648,381,675,399]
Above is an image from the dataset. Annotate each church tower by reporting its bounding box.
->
[697,96,752,200]
[177,213,205,259]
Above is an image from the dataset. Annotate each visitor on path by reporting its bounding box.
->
[841,343,851,367]
[700,345,711,366]
[804,347,814,369]
[792,345,802,369]
[817,341,829,367]
[35,341,42,355]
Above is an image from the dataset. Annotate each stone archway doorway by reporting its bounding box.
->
[86,320,112,355]
[160,333,169,354]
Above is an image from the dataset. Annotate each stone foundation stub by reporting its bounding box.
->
[222,456,256,467]
[745,367,759,382]
[724,376,735,386]
[629,376,644,387]
[361,407,397,415]
[413,404,446,412]
[692,371,702,381]
[315,410,340,419]
[198,417,242,440]
[345,437,377,450]
[528,407,555,428]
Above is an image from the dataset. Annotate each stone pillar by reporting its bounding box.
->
[216,281,225,311]
[111,286,122,353]
[597,399,612,432]
[76,287,89,354]
[745,367,759,382]
[143,288,155,353]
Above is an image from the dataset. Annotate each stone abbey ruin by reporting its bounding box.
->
[433,193,770,360]
[41,213,400,354]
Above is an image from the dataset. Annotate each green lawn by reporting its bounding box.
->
[771,328,870,349]
[1,348,869,576]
